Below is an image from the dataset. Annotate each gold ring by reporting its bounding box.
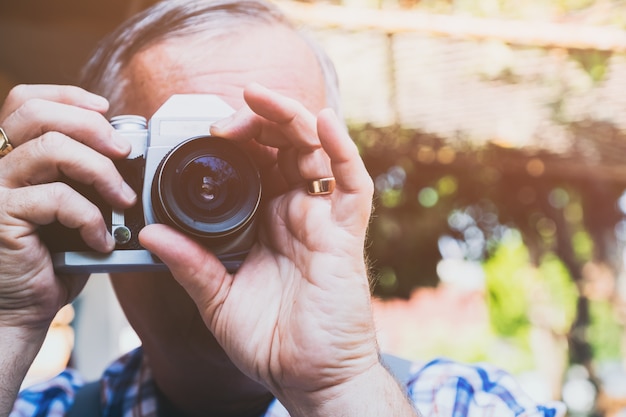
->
[307,177,336,196]
[0,127,13,157]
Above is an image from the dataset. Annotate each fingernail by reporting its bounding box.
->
[248,82,267,91]
[210,115,235,133]
[111,130,132,154]
[122,181,137,203]
[88,94,109,111]
[104,231,116,251]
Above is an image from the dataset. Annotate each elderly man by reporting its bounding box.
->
[1,1,564,416]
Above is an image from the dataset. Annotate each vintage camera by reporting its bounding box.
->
[41,95,262,274]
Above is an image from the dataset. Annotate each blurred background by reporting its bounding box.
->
[3,0,626,415]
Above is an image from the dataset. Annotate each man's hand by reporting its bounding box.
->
[0,85,136,416]
[139,84,418,416]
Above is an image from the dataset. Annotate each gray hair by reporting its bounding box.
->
[80,0,341,116]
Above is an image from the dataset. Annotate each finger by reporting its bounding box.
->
[0,132,137,208]
[0,84,108,121]
[138,224,232,319]
[317,109,374,217]
[4,184,115,253]
[318,109,371,194]
[269,146,332,190]
[211,83,332,182]
[276,146,303,187]
[1,99,130,157]
[211,83,319,151]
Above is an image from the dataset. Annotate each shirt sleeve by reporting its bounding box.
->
[407,358,567,417]
[9,369,84,417]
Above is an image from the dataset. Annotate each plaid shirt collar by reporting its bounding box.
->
[100,348,281,417]
[12,347,565,417]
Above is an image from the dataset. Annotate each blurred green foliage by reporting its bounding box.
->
[481,231,580,370]
[587,300,622,361]
[341,0,626,399]
[353,121,626,374]
[483,231,533,338]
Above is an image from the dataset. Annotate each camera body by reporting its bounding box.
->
[43,94,261,274]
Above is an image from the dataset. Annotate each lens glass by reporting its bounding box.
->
[179,155,240,220]
[152,137,261,238]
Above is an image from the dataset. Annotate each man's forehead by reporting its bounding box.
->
[121,24,326,118]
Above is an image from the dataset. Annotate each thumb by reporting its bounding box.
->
[138,224,232,318]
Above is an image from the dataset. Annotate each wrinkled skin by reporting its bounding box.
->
[0,25,418,417]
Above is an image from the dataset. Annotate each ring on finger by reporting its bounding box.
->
[0,127,14,157]
[307,177,336,196]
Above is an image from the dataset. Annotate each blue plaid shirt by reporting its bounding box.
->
[10,348,565,417]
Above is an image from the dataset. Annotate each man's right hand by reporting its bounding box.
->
[0,85,136,416]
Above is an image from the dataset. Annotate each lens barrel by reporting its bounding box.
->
[151,136,261,241]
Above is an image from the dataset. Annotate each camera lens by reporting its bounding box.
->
[182,155,238,218]
[152,137,261,239]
